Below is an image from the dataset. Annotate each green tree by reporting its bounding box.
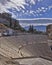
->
[14,20,17,29]
[28,25,34,33]
[31,25,34,33]
[1,12,12,28]
[9,18,12,28]
[2,12,12,19]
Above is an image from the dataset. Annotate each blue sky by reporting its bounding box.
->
[0,0,52,28]
[8,0,52,19]
[0,0,52,19]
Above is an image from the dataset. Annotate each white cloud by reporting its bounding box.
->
[22,10,25,13]
[30,0,36,4]
[39,14,42,16]
[20,23,52,27]
[43,10,46,12]
[0,0,51,19]
[0,0,36,10]
[0,4,8,13]
[10,0,26,9]
[36,9,40,13]
[45,8,48,10]
[30,10,34,14]
[41,7,45,10]
[35,7,48,15]
[38,8,42,12]
[38,0,43,2]
[11,13,17,18]
[36,14,39,16]
[0,0,9,4]
[0,0,27,13]
[49,5,52,9]
[34,11,37,13]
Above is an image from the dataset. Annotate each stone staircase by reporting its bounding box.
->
[0,34,52,60]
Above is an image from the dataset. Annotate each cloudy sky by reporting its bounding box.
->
[0,0,52,27]
[0,0,52,19]
[19,19,52,27]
